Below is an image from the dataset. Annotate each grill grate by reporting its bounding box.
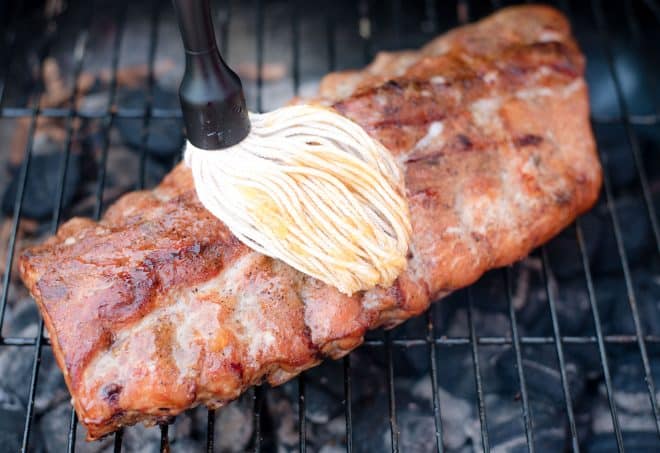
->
[0,0,659,452]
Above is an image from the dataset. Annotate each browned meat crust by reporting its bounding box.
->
[18,5,601,440]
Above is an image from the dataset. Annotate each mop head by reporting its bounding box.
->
[185,105,411,295]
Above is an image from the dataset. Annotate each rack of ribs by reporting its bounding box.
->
[19,5,601,440]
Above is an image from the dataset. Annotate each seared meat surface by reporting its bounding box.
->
[19,5,601,440]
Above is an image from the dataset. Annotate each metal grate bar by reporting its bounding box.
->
[592,139,660,435]
[0,106,658,125]
[114,428,123,453]
[160,423,170,452]
[385,330,400,452]
[207,409,215,453]
[575,220,624,450]
[467,288,490,452]
[586,0,660,436]
[540,249,580,452]
[20,318,44,452]
[592,0,660,256]
[551,24,628,450]
[504,268,535,453]
[426,310,444,453]
[66,408,78,453]
[343,355,353,453]
[3,332,660,348]
[373,334,660,347]
[0,106,182,119]
[253,386,264,452]
[12,328,660,346]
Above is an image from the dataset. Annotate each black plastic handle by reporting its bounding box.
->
[172,0,250,149]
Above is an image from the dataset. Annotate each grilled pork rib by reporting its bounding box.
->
[19,5,601,440]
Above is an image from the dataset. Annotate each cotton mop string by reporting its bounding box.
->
[185,104,412,295]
